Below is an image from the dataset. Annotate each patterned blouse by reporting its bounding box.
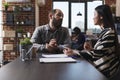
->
[80,28,120,78]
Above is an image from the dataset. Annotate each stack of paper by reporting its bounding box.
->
[39,54,76,63]
[42,54,68,58]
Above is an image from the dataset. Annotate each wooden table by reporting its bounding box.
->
[0,57,108,80]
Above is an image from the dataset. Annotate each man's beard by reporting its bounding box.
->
[52,17,63,29]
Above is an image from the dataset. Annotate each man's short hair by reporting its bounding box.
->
[49,9,57,15]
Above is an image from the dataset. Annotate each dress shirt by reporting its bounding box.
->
[30,24,71,53]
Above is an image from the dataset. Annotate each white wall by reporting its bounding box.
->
[0,0,3,64]
[116,0,120,16]
[35,0,39,27]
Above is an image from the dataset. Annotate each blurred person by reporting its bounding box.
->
[71,27,85,50]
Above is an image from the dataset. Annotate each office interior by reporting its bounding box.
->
[0,0,120,66]
[0,0,120,80]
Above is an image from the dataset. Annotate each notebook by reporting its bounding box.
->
[42,54,68,58]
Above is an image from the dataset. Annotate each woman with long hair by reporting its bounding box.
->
[63,5,120,78]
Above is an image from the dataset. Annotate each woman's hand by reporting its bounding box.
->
[63,47,74,56]
[84,41,93,51]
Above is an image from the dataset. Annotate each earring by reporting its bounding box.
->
[100,17,103,20]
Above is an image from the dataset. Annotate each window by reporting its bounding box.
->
[71,3,85,32]
[53,0,103,33]
[53,2,69,28]
[87,1,102,33]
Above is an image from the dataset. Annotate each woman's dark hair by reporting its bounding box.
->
[95,5,119,56]
[95,5,115,29]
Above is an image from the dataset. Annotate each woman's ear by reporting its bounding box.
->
[100,16,103,20]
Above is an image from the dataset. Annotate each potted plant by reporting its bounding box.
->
[19,37,32,51]
[19,38,32,60]
[3,2,9,11]
[20,38,32,46]
[16,28,23,37]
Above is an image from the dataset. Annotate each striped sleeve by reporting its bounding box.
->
[83,29,116,60]
[79,28,120,78]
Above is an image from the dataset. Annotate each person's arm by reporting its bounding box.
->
[30,27,47,52]
[64,30,115,61]
[80,29,117,61]
[32,43,46,50]
[63,47,80,56]
[32,38,60,53]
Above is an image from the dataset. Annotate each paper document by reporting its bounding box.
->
[39,57,76,63]
[42,54,68,58]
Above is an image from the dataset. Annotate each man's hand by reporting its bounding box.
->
[46,39,58,53]
[49,39,57,47]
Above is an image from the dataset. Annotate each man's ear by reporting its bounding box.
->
[49,13,53,19]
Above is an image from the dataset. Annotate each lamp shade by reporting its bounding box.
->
[77,11,82,16]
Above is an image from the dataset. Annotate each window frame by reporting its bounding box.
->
[52,0,104,32]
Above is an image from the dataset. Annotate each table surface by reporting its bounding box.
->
[0,57,108,80]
